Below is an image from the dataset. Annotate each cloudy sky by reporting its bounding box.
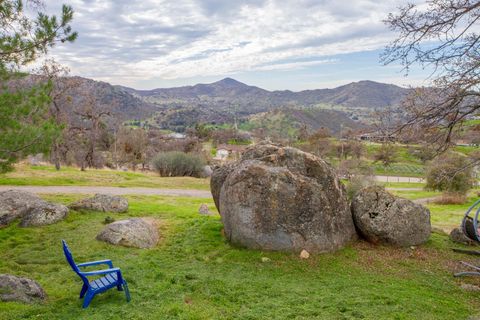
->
[44,0,429,90]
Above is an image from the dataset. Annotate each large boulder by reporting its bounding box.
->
[0,190,68,227]
[0,274,46,303]
[70,194,128,213]
[20,203,68,227]
[351,186,431,246]
[215,143,357,253]
[210,163,235,211]
[96,218,159,248]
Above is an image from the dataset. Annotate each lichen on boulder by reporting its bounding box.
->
[96,218,159,248]
[212,143,357,253]
[351,186,431,246]
[70,194,128,213]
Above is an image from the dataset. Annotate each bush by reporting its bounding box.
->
[152,152,205,177]
[346,175,377,201]
[433,192,467,205]
[426,153,473,194]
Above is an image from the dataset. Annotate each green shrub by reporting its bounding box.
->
[152,152,205,177]
[425,153,473,194]
[346,174,377,201]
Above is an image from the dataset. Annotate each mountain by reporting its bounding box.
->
[120,78,410,112]
[64,77,159,123]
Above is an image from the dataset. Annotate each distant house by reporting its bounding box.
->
[214,149,230,161]
[356,131,395,142]
[214,144,248,161]
[167,132,186,139]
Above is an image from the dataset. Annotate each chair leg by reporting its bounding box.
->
[82,291,94,309]
[79,284,88,299]
[123,281,131,302]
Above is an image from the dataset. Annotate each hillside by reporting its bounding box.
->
[240,107,364,139]
[121,78,410,112]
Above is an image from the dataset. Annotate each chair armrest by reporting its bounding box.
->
[80,267,121,276]
[77,259,113,268]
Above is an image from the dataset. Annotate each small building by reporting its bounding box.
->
[214,144,248,161]
[167,132,186,139]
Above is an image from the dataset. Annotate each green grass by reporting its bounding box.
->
[390,190,440,200]
[381,182,425,188]
[1,194,480,319]
[425,196,478,233]
[0,164,210,190]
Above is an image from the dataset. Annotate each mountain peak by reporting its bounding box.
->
[214,77,247,87]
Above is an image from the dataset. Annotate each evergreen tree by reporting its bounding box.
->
[0,0,77,172]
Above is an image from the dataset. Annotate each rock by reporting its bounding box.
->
[70,194,128,213]
[210,163,236,212]
[300,249,310,259]
[96,218,159,248]
[461,283,480,292]
[198,204,212,215]
[351,186,431,247]
[0,274,46,303]
[450,227,477,245]
[0,190,42,226]
[203,165,213,177]
[0,190,68,227]
[216,143,357,253]
[20,203,68,227]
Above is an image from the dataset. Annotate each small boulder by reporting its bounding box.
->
[0,190,43,226]
[0,190,68,227]
[96,218,159,248]
[203,165,213,177]
[70,194,128,213]
[0,274,46,303]
[351,186,431,247]
[198,204,212,215]
[20,203,68,227]
[300,250,310,259]
[450,227,477,245]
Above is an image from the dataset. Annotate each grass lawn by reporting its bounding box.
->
[1,194,480,319]
[0,164,210,190]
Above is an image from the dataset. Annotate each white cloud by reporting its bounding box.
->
[44,0,420,87]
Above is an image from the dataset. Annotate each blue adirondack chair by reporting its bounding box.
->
[61,240,131,308]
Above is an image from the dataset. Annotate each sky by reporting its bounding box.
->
[43,0,430,91]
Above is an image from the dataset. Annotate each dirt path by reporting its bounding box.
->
[0,186,212,198]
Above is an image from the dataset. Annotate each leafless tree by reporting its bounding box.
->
[383,0,480,150]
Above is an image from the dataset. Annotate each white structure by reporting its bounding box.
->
[214,149,230,161]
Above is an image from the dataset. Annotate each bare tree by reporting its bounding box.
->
[383,0,480,149]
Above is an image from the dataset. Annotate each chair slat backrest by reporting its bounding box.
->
[62,240,88,284]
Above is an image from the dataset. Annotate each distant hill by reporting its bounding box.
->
[119,78,410,112]
[64,77,159,123]
[31,76,410,132]
[240,107,364,139]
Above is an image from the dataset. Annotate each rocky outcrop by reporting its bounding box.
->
[351,186,431,246]
[70,194,128,213]
[213,143,357,253]
[96,218,159,248]
[0,190,68,227]
[0,274,46,303]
